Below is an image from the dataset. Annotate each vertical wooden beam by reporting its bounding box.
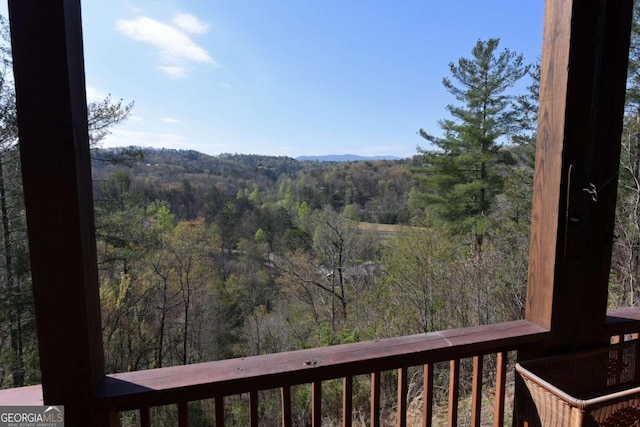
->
[519,1,633,424]
[527,0,633,351]
[7,0,105,425]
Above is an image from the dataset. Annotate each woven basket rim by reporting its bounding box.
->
[516,340,640,410]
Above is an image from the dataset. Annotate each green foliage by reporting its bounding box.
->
[248,187,261,204]
[92,148,417,226]
[254,227,267,243]
[87,95,134,147]
[318,323,360,346]
[146,199,175,233]
[418,38,530,249]
[381,226,458,334]
[343,204,358,221]
[513,60,541,146]
[296,201,312,230]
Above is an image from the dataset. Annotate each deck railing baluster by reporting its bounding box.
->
[250,391,259,427]
[1,317,566,426]
[423,364,433,427]
[281,386,292,427]
[471,355,484,427]
[139,407,150,427]
[8,312,640,426]
[493,352,507,427]
[371,371,381,427]
[312,381,322,427]
[215,396,225,427]
[448,359,460,427]
[343,376,353,427]
[177,402,188,427]
[397,367,408,427]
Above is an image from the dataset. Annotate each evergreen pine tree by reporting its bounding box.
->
[418,38,530,250]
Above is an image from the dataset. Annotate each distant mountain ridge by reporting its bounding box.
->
[296,154,403,162]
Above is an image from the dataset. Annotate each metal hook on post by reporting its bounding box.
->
[583,183,598,202]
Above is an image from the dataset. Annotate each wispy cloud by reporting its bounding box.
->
[115,14,215,78]
[162,117,182,124]
[217,82,233,89]
[173,14,208,34]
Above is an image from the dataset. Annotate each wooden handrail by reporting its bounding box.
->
[5,308,640,425]
[605,307,640,335]
[94,320,547,411]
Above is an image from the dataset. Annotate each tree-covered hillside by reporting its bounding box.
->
[92,147,423,227]
[0,36,542,425]
[5,22,640,423]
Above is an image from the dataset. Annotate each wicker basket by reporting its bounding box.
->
[516,340,640,426]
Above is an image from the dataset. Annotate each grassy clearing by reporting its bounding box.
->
[358,222,424,237]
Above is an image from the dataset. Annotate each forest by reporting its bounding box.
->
[2,6,640,425]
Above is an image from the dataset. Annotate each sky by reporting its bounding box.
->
[3,1,545,159]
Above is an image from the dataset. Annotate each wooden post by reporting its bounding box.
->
[527,0,633,352]
[518,1,633,425]
[8,1,107,425]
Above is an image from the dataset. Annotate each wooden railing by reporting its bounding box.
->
[97,320,548,426]
[4,307,640,426]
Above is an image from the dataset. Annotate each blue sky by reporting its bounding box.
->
[5,1,545,158]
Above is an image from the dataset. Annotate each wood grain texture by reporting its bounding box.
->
[7,0,105,425]
[527,0,572,332]
[526,0,633,351]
